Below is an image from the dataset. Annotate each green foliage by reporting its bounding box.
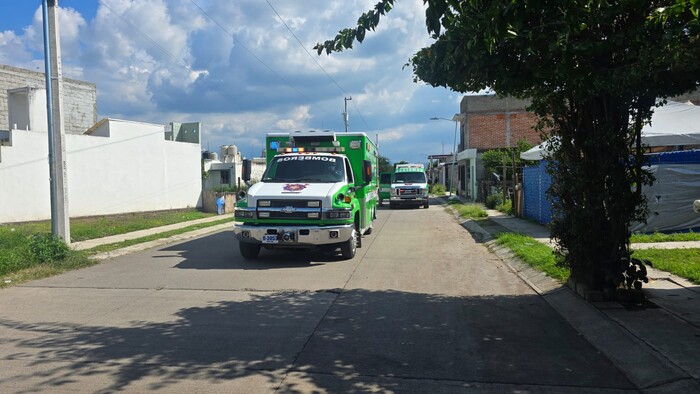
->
[448,202,488,219]
[485,194,501,209]
[317,0,700,293]
[0,229,76,277]
[378,155,393,173]
[495,233,570,282]
[430,183,446,195]
[27,234,69,263]
[481,140,536,179]
[633,248,700,284]
[631,230,700,243]
[0,209,227,284]
[497,199,513,215]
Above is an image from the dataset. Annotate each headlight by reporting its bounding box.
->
[258,200,271,207]
[325,210,352,219]
[234,210,254,218]
[308,201,320,208]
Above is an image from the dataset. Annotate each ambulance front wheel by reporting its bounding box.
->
[240,242,261,259]
[340,227,358,259]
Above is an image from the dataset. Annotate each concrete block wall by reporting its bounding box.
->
[0,64,97,134]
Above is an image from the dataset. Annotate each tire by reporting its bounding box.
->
[365,225,373,235]
[239,242,261,259]
[340,227,358,259]
[423,200,430,208]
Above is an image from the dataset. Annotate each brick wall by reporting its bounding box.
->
[467,112,540,150]
[0,64,97,134]
[460,95,540,151]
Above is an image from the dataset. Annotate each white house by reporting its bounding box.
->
[0,83,202,223]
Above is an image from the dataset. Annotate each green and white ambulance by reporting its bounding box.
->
[378,172,393,205]
[389,163,429,209]
[233,131,378,259]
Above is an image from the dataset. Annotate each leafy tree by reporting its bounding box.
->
[378,155,393,173]
[317,1,700,295]
[481,140,535,180]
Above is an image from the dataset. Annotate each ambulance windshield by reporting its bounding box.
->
[262,155,345,183]
[393,172,427,184]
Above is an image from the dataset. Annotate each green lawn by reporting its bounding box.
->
[494,233,570,282]
[631,231,700,243]
[632,248,700,284]
[0,209,223,288]
[3,209,215,243]
[86,218,232,255]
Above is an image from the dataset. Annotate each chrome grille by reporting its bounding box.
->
[258,200,321,208]
[397,188,419,196]
[257,199,322,220]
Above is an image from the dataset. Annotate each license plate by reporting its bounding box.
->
[262,234,278,244]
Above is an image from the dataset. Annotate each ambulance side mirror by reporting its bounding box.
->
[362,160,373,185]
[242,159,251,182]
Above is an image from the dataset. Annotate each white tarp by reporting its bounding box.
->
[632,163,700,233]
[520,100,700,160]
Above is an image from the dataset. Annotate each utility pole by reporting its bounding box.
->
[343,96,352,132]
[42,0,70,243]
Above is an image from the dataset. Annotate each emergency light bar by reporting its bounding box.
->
[277,147,345,153]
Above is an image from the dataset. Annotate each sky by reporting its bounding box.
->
[0,0,466,164]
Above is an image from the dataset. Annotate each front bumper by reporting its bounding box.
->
[234,223,354,247]
[390,195,428,203]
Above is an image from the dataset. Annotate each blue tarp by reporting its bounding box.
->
[523,160,552,225]
[523,150,700,232]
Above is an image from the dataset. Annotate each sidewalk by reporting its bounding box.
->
[71,214,234,259]
[451,203,700,392]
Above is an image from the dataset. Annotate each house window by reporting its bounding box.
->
[221,170,230,185]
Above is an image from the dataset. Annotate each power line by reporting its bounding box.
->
[264,0,372,132]
[188,0,332,117]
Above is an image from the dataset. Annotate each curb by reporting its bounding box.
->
[442,199,699,392]
[89,222,232,260]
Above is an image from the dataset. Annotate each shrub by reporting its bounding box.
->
[430,183,446,195]
[27,234,69,263]
[485,194,501,209]
[497,199,513,215]
[454,203,488,219]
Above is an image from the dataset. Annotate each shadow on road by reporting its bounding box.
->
[0,289,635,392]
[163,231,347,271]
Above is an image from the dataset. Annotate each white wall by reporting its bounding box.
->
[0,118,202,223]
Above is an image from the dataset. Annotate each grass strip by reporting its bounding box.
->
[1,250,97,289]
[2,209,215,242]
[1,216,231,287]
[494,232,569,282]
[445,200,488,219]
[633,248,700,284]
[630,231,700,243]
[86,218,232,254]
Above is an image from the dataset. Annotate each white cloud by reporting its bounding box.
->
[0,0,459,165]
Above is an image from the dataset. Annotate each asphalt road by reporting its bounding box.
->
[0,200,636,393]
